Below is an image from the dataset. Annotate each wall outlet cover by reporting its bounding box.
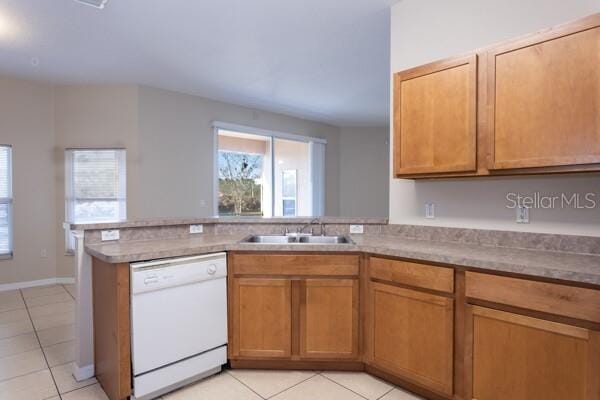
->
[349,225,364,234]
[190,224,204,234]
[101,230,120,241]
[516,206,530,224]
[425,203,435,219]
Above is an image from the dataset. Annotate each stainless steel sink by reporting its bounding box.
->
[240,235,354,245]
[298,236,353,244]
[242,235,299,244]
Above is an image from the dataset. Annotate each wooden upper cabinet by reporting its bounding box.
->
[394,54,478,176]
[488,15,600,170]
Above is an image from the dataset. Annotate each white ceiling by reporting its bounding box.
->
[0,0,396,127]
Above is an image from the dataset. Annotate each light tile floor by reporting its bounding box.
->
[162,369,423,400]
[0,283,423,400]
[0,284,104,400]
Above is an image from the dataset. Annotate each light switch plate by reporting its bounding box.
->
[349,225,364,234]
[190,224,204,234]
[101,230,120,241]
[516,206,530,224]
[425,203,435,219]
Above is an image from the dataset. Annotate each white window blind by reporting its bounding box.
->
[309,141,325,217]
[0,146,12,258]
[65,149,126,251]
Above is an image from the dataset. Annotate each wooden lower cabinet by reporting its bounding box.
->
[231,278,292,358]
[229,253,361,363]
[226,253,600,400]
[468,306,600,400]
[369,282,454,397]
[299,279,359,359]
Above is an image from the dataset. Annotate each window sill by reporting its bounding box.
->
[0,253,13,261]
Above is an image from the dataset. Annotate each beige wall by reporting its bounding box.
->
[340,127,389,218]
[390,0,600,236]
[0,77,57,285]
[136,86,341,218]
[54,85,140,278]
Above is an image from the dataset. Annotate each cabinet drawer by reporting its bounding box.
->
[370,257,454,293]
[232,254,359,276]
[466,272,600,323]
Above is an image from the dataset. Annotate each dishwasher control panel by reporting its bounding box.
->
[131,253,227,294]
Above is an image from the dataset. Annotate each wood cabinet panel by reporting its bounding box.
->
[299,279,359,359]
[394,54,477,176]
[370,282,454,396]
[466,272,600,323]
[232,278,292,358]
[92,258,131,400]
[469,306,600,400]
[370,257,454,293]
[488,17,600,170]
[232,254,359,276]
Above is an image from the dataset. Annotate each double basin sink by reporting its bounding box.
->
[241,235,354,245]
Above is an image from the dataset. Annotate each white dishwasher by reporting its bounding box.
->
[130,253,227,400]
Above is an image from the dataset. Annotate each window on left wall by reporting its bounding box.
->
[65,149,127,252]
[0,145,13,259]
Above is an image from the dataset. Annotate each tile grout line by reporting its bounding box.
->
[0,350,50,383]
[62,284,76,301]
[28,299,75,308]
[319,373,371,400]
[263,371,320,399]
[375,386,396,400]
[257,372,322,400]
[18,288,63,398]
[225,370,269,399]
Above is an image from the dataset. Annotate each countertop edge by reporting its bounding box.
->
[85,239,600,287]
[71,217,389,231]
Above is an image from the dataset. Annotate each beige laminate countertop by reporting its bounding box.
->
[85,233,600,287]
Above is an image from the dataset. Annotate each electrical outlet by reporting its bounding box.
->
[516,205,530,224]
[40,248,47,258]
[101,230,120,241]
[349,225,364,234]
[190,224,204,234]
[425,203,435,219]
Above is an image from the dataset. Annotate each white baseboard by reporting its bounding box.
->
[73,363,95,381]
[0,277,76,292]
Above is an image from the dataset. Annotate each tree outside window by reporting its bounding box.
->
[218,151,263,216]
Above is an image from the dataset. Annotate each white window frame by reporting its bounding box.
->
[281,169,297,217]
[65,148,127,252]
[212,121,326,217]
[0,145,13,259]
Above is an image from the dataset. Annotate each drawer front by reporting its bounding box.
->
[232,254,359,276]
[466,272,600,323]
[370,257,454,293]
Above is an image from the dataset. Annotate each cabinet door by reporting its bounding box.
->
[393,54,477,176]
[370,282,454,396]
[468,306,600,400]
[299,279,359,359]
[488,18,600,170]
[231,278,292,358]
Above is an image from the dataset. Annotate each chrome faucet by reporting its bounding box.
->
[296,218,325,236]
